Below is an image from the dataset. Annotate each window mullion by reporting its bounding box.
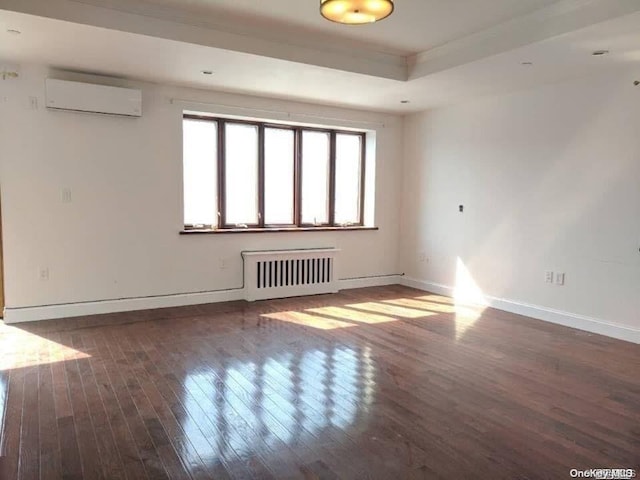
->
[258,124,265,228]
[218,120,225,229]
[359,133,366,226]
[328,131,337,227]
[294,128,302,227]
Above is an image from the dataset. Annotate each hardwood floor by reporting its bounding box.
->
[0,285,638,479]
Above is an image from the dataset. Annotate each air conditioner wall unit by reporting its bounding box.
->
[45,78,142,117]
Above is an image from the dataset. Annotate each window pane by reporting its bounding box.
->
[335,134,362,225]
[183,119,217,226]
[301,131,330,224]
[225,123,259,225]
[264,128,295,224]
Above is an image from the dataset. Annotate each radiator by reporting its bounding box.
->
[242,248,340,301]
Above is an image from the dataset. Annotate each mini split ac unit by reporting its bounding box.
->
[45,78,142,117]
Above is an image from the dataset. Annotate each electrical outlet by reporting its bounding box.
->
[545,271,554,284]
[28,96,38,110]
[418,251,427,262]
[61,188,72,203]
[218,258,228,270]
[555,273,565,286]
[38,267,50,281]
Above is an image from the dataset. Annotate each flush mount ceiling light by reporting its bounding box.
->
[320,0,394,25]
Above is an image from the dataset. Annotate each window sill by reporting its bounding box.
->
[180,226,379,235]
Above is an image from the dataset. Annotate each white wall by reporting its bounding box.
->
[401,70,640,341]
[0,64,403,320]
[3,62,638,342]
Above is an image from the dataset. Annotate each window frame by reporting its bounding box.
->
[219,119,262,229]
[183,114,367,231]
[263,124,297,228]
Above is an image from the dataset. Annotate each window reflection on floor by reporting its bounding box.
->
[179,345,376,462]
[0,372,6,438]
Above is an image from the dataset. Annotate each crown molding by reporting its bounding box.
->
[408,0,640,79]
[2,0,639,85]
[0,0,409,81]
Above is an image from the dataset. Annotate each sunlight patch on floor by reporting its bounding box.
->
[453,258,489,340]
[383,298,482,318]
[415,294,455,305]
[345,302,436,319]
[382,298,457,313]
[260,311,356,330]
[0,322,91,371]
[0,373,6,432]
[306,306,397,325]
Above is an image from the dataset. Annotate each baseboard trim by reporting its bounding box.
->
[339,274,404,291]
[401,277,640,344]
[6,275,637,345]
[2,274,404,324]
[3,289,246,324]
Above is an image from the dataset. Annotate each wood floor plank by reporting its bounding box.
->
[99,331,171,480]
[89,335,149,480]
[18,365,40,480]
[2,365,25,480]
[1,286,638,479]
[38,341,62,480]
[73,339,127,480]
[132,340,233,480]
[131,333,256,479]
[0,369,8,454]
[50,331,84,480]
[111,333,198,480]
[62,352,104,480]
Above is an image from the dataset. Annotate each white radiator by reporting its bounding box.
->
[242,248,340,301]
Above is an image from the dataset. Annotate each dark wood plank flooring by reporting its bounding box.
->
[0,286,638,479]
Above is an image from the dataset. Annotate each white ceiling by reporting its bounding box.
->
[70,0,560,56]
[0,0,639,113]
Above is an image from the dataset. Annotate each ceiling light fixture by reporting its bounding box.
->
[6,29,21,35]
[320,0,394,25]
[201,70,213,75]
[592,50,609,56]
[521,62,533,66]
[400,100,410,104]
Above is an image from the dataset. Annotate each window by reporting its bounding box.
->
[183,119,218,226]
[264,127,295,225]
[182,115,367,231]
[224,123,259,226]
[301,130,330,225]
